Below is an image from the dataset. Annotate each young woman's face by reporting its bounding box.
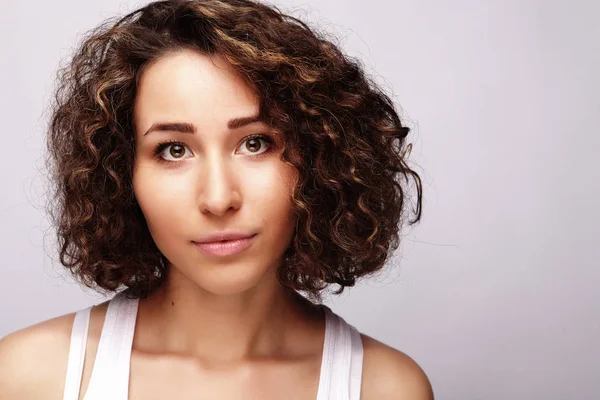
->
[132,49,298,295]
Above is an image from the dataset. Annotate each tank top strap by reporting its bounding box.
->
[347,323,364,400]
[84,291,140,400]
[316,305,364,400]
[63,305,92,400]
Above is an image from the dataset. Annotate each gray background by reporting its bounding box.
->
[1,0,599,399]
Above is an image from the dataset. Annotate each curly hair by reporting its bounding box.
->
[45,0,422,302]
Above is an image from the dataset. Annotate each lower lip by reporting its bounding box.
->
[193,234,257,257]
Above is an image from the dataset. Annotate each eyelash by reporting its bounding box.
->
[152,134,276,164]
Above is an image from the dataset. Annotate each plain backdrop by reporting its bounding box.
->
[1,0,598,399]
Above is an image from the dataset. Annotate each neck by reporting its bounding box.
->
[136,265,323,366]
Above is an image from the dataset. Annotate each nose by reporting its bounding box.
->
[196,155,242,217]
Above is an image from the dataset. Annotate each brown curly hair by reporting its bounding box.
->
[45,0,423,302]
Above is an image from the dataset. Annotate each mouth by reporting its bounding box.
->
[192,233,257,257]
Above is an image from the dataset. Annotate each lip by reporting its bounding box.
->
[194,231,257,243]
[192,233,257,257]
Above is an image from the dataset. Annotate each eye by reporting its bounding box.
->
[153,141,192,163]
[237,134,274,157]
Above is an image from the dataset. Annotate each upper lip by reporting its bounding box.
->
[193,231,256,243]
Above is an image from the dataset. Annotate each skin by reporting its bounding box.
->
[0,49,433,399]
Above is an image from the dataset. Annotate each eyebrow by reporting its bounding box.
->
[143,114,263,136]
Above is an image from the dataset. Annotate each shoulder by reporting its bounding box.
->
[360,333,434,400]
[0,311,77,399]
[0,300,110,400]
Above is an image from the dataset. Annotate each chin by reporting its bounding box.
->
[171,258,278,296]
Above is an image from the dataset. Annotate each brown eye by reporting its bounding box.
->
[154,141,192,163]
[169,144,185,158]
[238,135,273,156]
[245,137,262,153]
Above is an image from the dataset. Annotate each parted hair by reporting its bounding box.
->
[45,0,423,302]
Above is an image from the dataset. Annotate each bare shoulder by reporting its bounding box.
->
[0,311,77,399]
[360,333,434,400]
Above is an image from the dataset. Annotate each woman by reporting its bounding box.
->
[0,0,431,398]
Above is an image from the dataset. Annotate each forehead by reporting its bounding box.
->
[133,50,260,132]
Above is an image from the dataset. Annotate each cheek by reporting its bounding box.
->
[248,163,298,235]
[132,163,191,233]
[246,162,296,205]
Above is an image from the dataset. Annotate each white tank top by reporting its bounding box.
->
[62,291,364,400]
